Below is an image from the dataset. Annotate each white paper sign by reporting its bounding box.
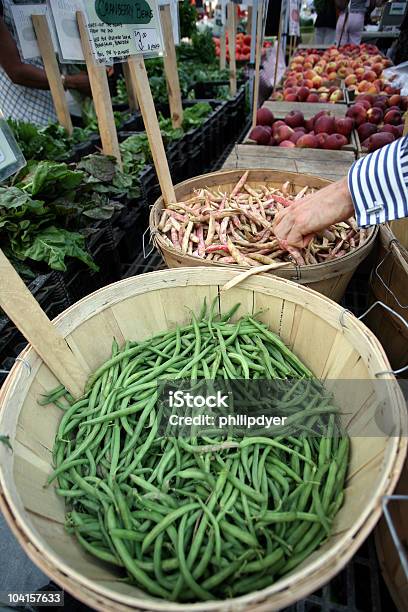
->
[49,0,86,63]
[288,0,300,36]
[158,0,180,46]
[170,0,179,46]
[10,4,59,60]
[50,0,164,64]
[85,0,164,63]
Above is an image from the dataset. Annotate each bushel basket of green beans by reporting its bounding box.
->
[44,298,350,603]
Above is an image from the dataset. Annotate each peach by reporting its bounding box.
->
[345,74,357,86]
[304,69,316,80]
[284,93,299,102]
[363,70,377,82]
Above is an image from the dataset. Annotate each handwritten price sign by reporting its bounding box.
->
[133,28,160,52]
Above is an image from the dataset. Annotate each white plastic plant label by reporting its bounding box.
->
[10,3,59,60]
[0,118,26,182]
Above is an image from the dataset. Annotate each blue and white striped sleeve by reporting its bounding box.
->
[347,136,408,227]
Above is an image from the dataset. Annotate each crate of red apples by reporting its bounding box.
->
[350,93,407,154]
[248,106,356,151]
[272,43,394,104]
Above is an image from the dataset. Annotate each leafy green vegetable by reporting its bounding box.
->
[0,153,140,275]
[11,227,98,272]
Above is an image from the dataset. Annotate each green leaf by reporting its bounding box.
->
[14,227,99,272]
[29,162,84,196]
[77,154,117,182]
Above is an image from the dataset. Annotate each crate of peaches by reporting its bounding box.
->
[274,43,394,104]
[247,106,356,151]
[349,93,407,154]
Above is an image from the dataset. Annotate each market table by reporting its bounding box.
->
[222,144,356,182]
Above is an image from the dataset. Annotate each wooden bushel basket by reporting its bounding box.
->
[0,268,406,611]
[149,169,378,303]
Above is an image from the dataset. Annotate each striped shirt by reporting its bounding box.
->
[348,136,408,227]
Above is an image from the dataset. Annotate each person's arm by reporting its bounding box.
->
[0,17,91,94]
[273,136,408,248]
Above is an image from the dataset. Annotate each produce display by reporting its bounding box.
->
[156,172,367,265]
[347,93,407,152]
[45,301,349,602]
[249,107,353,150]
[272,43,396,103]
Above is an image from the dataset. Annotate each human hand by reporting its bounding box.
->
[273,177,355,249]
[65,72,91,95]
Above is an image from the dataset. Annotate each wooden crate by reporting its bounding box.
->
[262,101,348,119]
[223,144,356,182]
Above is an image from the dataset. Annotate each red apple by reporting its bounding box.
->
[316,133,328,148]
[314,114,336,135]
[296,134,318,148]
[395,124,404,137]
[284,110,305,129]
[279,140,296,147]
[366,107,383,124]
[275,125,295,143]
[346,104,367,126]
[304,117,315,132]
[256,107,274,126]
[289,131,304,144]
[362,132,395,152]
[272,119,285,132]
[380,124,400,137]
[357,122,378,141]
[384,109,402,125]
[323,133,348,149]
[335,117,353,137]
[249,126,271,145]
[306,93,320,103]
